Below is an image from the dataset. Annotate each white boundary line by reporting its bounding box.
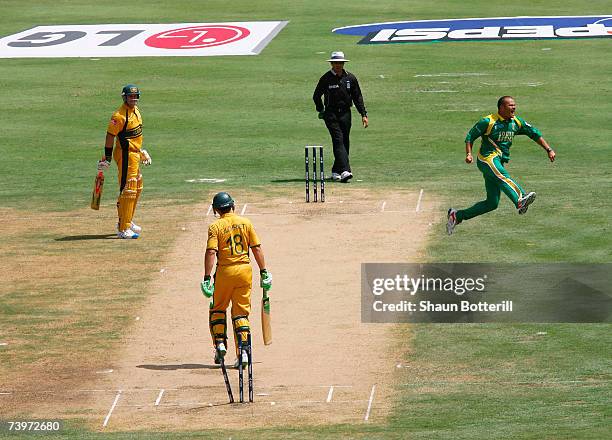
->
[102,390,122,428]
[364,385,376,421]
[326,386,334,403]
[416,189,424,213]
[155,389,165,406]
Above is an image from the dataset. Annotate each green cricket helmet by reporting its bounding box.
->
[212,192,235,210]
[121,84,140,102]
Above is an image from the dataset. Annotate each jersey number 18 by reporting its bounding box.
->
[226,233,246,255]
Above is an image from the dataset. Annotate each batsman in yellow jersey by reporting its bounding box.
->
[201,192,272,367]
[97,84,152,239]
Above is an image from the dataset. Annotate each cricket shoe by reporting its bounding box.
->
[214,342,227,365]
[340,171,353,183]
[517,192,536,215]
[331,172,341,181]
[117,222,142,234]
[233,350,249,368]
[117,228,139,239]
[446,208,458,235]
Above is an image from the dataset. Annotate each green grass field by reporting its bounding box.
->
[1,1,610,438]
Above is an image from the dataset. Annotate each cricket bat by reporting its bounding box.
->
[261,289,272,345]
[90,169,105,210]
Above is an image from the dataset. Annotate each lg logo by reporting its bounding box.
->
[145,26,250,49]
[0,22,287,58]
[8,26,250,49]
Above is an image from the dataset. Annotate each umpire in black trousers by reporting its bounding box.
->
[313,51,368,183]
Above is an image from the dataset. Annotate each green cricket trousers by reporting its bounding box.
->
[457,152,525,222]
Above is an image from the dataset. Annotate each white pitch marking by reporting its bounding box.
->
[135,316,140,321]
[187,178,226,183]
[206,204,213,216]
[0,392,12,395]
[316,385,352,388]
[155,389,164,406]
[96,369,113,374]
[443,108,484,112]
[414,72,490,77]
[416,90,458,93]
[77,388,179,393]
[0,342,8,346]
[401,379,605,387]
[102,390,122,428]
[241,204,248,215]
[381,201,386,213]
[364,385,376,421]
[326,386,334,403]
[416,189,424,213]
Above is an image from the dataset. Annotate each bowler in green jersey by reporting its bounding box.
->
[447,96,556,235]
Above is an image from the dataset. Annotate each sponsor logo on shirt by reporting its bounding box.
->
[333,16,612,44]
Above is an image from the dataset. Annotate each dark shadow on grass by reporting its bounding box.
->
[137,363,218,370]
[269,178,306,183]
[137,362,261,371]
[55,234,116,241]
[270,178,336,183]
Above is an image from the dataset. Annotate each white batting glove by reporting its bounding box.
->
[97,159,110,171]
[140,149,152,166]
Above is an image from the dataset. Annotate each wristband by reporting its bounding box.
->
[204,275,211,281]
[260,269,267,275]
[104,147,113,161]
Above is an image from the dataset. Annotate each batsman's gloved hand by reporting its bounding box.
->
[200,275,214,298]
[318,111,325,120]
[140,149,152,166]
[97,159,110,171]
[260,269,272,291]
